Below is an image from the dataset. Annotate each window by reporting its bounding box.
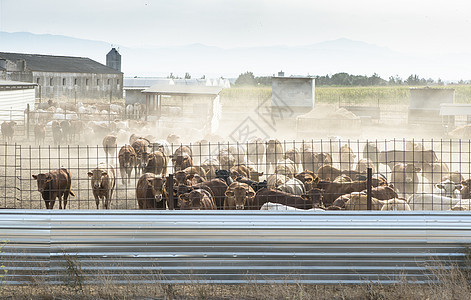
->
[117,79,120,85]
[86,79,89,86]
[49,78,53,86]
[97,79,100,86]
[74,78,78,85]
[62,78,66,86]
[36,78,40,84]
[107,79,111,85]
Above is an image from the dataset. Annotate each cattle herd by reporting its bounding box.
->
[24,134,471,211]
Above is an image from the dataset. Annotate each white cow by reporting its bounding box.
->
[407,194,460,211]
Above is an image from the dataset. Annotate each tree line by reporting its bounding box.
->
[234,71,468,86]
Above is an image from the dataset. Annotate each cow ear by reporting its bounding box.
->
[247,190,255,197]
[102,171,108,177]
[258,172,264,176]
[456,184,463,190]
[225,190,234,197]
[435,183,444,190]
[32,174,37,179]
[301,194,309,201]
[415,167,422,173]
[87,172,93,177]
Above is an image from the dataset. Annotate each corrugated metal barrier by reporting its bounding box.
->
[1,210,470,285]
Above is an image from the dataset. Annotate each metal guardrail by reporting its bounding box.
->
[1,210,470,285]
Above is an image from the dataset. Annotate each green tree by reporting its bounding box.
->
[184,72,191,79]
[235,71,256,86]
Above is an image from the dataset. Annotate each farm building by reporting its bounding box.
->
[142,84,223,134]
[408,87,455,126]
[124,77,230,106]
[272,73,315,112]
[0,49,123,101]
[0,80,36,121]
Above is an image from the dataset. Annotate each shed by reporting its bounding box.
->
[0,80,37,121]
[272,75,315,111]
[408,87,455,125]
[142,84,223,134]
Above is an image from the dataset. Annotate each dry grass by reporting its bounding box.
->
[1,263,470,300]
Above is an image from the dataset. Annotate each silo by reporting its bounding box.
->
[106,48,121,72]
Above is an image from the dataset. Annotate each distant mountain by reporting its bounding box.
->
[1,31,470,81]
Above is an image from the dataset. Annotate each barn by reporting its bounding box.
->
[0,49,123,101]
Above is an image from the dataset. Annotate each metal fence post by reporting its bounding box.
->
[367,167,372,211]
[167,173,174,210]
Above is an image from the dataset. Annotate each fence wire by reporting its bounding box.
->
[0,139,471,211]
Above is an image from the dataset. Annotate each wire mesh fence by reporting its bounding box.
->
[1,139,471,211]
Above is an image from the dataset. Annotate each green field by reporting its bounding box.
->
[221,85,471,105]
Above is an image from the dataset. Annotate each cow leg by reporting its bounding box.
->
[95,195,100,209]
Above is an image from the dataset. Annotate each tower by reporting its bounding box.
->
[106,48,121,72]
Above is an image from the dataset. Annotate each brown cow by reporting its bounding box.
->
[102,134,117,163]
[172,146,193,172]
[34,123,46,145]
[144,151,168,177]
[230,164,263,182]
[295,170,319,192]
[460,179,471,199]
[178,189,217,210]
[176,178,228,209]
[51,120,62,146]
[32,168,75,209]
[136,173,167,209]
[251,188,321,210]
[316,178,384,206]
[132,138,150,173]
[183,166,207,179]
[224,182,255,210]
[201,158,220,180]
[390,163,421,198]
[118,145,137,185]
[88,162,116,209]
[1,121,16,143]
[302,151,333,175]
[362,185,398,200]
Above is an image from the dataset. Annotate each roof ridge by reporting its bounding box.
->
[0,51,89,60]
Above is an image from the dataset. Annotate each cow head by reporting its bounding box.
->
[179,190,208,210]
[88,168,108,189]
[147,176,165,202]
[119,147,136,168]
[173,154,192,171]
[32,173,52,193]
[225,183,255,210]
[174,170,188,186]
[435,179,462,198]
[301,188,324,208]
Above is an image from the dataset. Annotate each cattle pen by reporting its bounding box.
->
[0,138,471,287]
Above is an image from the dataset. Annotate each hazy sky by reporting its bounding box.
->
[1,0,471,54]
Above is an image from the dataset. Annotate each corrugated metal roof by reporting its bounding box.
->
[0,52,122,74]
[142,84,223,96]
